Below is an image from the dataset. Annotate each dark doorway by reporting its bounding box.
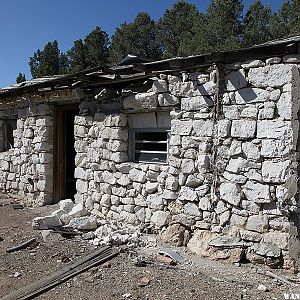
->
[55,106,78,202]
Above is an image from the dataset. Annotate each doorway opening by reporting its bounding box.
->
[55,106,79,202]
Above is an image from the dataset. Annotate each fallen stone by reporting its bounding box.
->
[157,255,176,265]
[32,215,62,230]
[59,199,74,213]
[67,216,97,230]
[160,223,186,246]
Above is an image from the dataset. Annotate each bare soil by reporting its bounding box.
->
[0,194,299,300]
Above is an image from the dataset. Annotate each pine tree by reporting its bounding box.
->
[204,0,244,52]
[269,1,293,38]
[243,0,272,46]
[157,1,201,58]
[110,12,162,64]
[16,73,26,83]
[68,27,109,72]
[29,41,69,78]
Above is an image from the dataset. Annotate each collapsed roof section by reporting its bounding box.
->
[1,34,300,101]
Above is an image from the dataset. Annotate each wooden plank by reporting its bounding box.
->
[1,246,118,300]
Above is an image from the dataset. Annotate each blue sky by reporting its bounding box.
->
[0,0,283,88]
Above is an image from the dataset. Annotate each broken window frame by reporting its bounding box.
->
[1,119,17,152]
[129,128,170,164]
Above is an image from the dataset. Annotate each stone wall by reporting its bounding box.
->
[73,58,300,268]
[0,103,54,205]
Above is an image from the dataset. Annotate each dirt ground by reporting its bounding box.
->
[0,195,300,300]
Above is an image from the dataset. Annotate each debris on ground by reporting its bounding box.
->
[138,276,151,287]
[5,238,37,253]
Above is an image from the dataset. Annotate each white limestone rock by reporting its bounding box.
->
[282,54,300,63]
[123,92,158,110]
[225,69,247,91]
[193,120,214,137]
[240,106,258,118]
[150,211,171,227]
[258,102,275,119]
[231,120,256,138]
[223,171,247,184]
[184,202,201,217]
[181,159,195,174]
[266,57,281,65]
[59,199,74,213]
[248,64,297,88]
[277,92,297,120]
[257,120,292,139]
[241,60,264,69]
[217,119,231,138]
[261,139,290,158]
[32,215,62,230]
[235,88,269,104]
[199,196,211,211]
[219,182,241,206]
[262,232,288,250]
[178,186,198,202]
[128,168,146,183]
[171,120,193,135]
[152,79,168,93]
[158,93,180,106]
[246,215,269,233]
[262,160,290,183]
[146,194,164,211]
[181,96,214,111]
[68,216,97,230]
[242,142,260,161]
[242,181,271,203]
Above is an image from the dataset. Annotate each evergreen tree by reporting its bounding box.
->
[243,0,272,46]
[29,41,69,78]
[68,27,109,72]
[157,1,201,58]
[204,0,244,52]
[269,1,293,38]
[110,12,162,64]
[16,73,26,83]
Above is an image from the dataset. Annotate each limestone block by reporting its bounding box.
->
[158,93,180,106]
[32,215,61,230]
[68,216,97,230]
[128,168,146,183]
[230,214,247,227]
[219,210,231,226]
[258,102,275,119]
[76,179,88,193]
[242,181,271,203]
[193,120,214,137]
[248,64,297,88]
[240,229,262,242]
[282,54,300,63]
[219,182,241,206]
[261,139,290,158]
[185,175,202,188]
[223,171,247,184]
[59,199,74,213]
[229,140,242,156]
[146,194,164,210]
[266,57,281,65]
[171,120,193,135]
[183,202,201,217]
[277,92,297,120]
[123,92,158,110]
[241,59,264,69]
[246,214,269,233]
[181,96,214,111]
[160,223,186,246]
[178,186,198,202]
[119,211,139,224]
[199,196,211,211]
[196,184,210,197]
[152,79,168,93]
[262,160,290,183]
[231,120,256,138]
[197,155,211,170]
[101,128,128,141]
[117,174,130,187]
[249,243,281,258]
[162,190,178,200]
[217,119,231,138]
[145,182,159,193]
[111,186,127,197]
[165,176,179,191]
[102,171,117,185]
[240,106,258,118]
[235,88,269,104]
[224,106,241,121]
[242,142,260,161]
[150,211,171,227]
[100,194,111,207]
[262,232,288,250]
[181,159,195,174]
[225,69,247,91]
[257,120,292,139]
[111,152,128,163]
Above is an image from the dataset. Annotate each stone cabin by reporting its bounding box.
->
[1,35,300,269]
